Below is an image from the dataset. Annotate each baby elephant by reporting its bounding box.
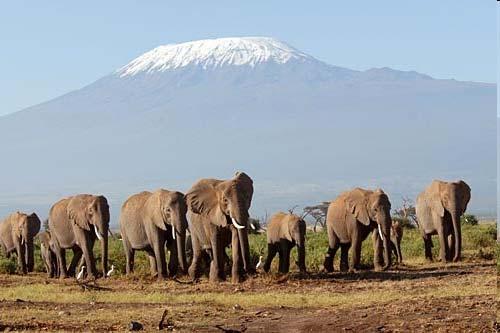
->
[263,212,306,274]
[390,221,403,264]
[38,231,58,278]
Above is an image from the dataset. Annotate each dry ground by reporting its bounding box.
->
[0,259,496,332]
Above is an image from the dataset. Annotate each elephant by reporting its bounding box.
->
[390,221,403,264]
[49,194,109,279]
[0,212,41,274]
[186,171,255,283]
[323,188,392,272]
[416,180,471,262]
[262,212,306,274]
[120,189,188,279]
[38,231,58,278]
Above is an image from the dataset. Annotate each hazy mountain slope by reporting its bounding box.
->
[0,37,495,223]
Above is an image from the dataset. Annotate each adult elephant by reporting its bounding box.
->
[416,180,470,262]
[323,188,392,272]
[186,172,254,283]
[263,212,306,274]
[49,194,109,279]
[0,212,41,274]
[120,189,188,279]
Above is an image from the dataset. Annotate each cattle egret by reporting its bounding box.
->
[76,266,86,280]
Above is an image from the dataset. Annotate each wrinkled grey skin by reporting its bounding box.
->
[49,194,110,279]
[0,212,41,274]
[324,188,392,272]
[416,180,470,262]
[263,212,306,274]
[186,172,255,283]
[38,230,59,278]
[390,221,403,264]
[120,189,188,279]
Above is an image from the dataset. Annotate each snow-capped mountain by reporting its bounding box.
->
[0,37,495,222]
[117,37,314,75]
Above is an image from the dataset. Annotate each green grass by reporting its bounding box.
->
[0,223,496,275]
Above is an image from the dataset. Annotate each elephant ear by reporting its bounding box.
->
[27,213,41,238]
[150,191,168,231]
[429,181,445,218]
[280,215,294,242]
[457,180,471,214]
[68,198,91,231]
[11,213,24,239]
[186,179,227,227]
[345,188,370,226]
[233,171,254,210]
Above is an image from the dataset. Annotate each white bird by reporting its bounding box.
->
[106,265,115,277]
[76,266,86,280]
[256,256,263,269]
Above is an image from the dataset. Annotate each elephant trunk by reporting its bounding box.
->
[101,229,108,277]
[451,212,461,262]
[175,215,188,274]
[295,230,306,272]
[25,239,35,272]
[382,231,391,269]
[231,210,253,274]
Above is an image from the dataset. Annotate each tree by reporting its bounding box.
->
[302,202,329,232]
[392,196,417,228]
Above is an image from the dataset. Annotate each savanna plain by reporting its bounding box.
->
[0,223,497,332]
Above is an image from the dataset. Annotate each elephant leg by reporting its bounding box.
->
[209,230,224,283]
[15,242,27,274]
[263,243,278,273]
[146,249,157,277]
[423,234,433,261]
[152,237,167,280]
[436,224,448,263]
[397,241,403,264]
[350,232,362,272]
[324,224,340,273]
[278,240,291,274]
[231,227,242,283]
[167,240,179,277]
[68,247,83,277]
[122,235,135,275]
[447,232,455,262]
[339,244,350,272]
[55,247,68,279]
[188,233,202,280]
[373,231,384,271]
[78,233,97,279]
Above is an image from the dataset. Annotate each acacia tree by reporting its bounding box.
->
[302,202,329,232]
[392,196,417,228]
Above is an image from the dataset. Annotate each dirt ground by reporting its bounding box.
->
[0,260,496,332]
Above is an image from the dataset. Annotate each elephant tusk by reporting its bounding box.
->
[94,225,103,240]
[250,223,256,230]
[231,217,245,230]
[171,226,176,240]
[378,224,384,241]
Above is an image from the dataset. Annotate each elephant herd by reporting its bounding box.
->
[0,172,471,284]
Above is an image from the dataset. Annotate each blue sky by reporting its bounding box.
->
[0,1,496,116]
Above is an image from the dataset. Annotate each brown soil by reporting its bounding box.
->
[0,261,496,332]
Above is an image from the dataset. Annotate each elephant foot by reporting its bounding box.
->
[209,274,224,283]
[348,267,359,274]
[323,255,334,273]
[231,274,242,284]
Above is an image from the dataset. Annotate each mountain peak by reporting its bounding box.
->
[116,37,315,77]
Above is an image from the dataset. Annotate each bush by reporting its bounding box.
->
[391,217,416,229]
[461,214,478,226]
[0,257,17,274]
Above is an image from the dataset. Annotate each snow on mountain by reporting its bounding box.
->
[116,37,315,76]
[0,37,495,222]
